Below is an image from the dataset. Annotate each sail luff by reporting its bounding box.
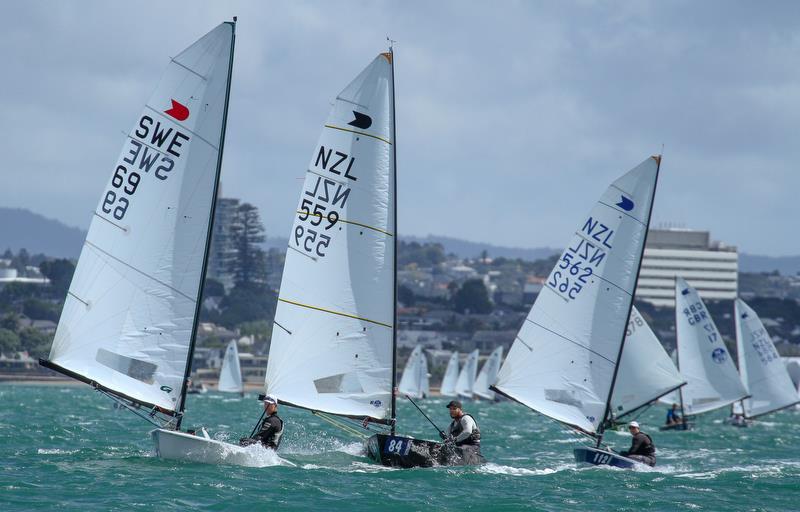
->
[389,46,398,433]
[596,156,661,444]
[175,20,236,428]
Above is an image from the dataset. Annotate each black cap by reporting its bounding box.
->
[445,400,462,409]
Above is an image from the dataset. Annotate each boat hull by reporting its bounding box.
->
[659,421,693,431]
[573,446,644,469]
[152,428,291,467]
[366,433,485,468]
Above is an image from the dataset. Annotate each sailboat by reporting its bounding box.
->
[608,306,686,428]
[218,339,244,395]
[439,351,460,397]
[474,346,504,401]
[37,21,266,465]
[492,156,661,469]
[667,277,749,427]
[264,49,398,439]
[455,349,479,399]
[733,299,800,419]
[398,345,429,399]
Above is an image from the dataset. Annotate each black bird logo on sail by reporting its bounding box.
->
[616,195,634,211]
[348,111,372,129]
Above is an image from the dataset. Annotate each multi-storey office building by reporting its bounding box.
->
[636,229,738,307]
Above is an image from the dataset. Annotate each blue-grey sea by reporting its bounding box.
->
[2,383,798,511]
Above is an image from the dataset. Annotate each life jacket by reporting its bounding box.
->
[449,414,480,446]
[634,432,655,456]
[261,414,284,449]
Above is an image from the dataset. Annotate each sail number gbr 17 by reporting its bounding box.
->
[100,113,191,222]
[294,145,356,258]
[547,217,614,301]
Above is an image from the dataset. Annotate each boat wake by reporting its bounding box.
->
[478,462,573,476]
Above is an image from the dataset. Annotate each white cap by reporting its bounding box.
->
[263,394,278,405]
[628,421,640,429]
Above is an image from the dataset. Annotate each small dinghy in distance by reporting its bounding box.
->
[492,156,662,469]
[671,277,750,424]
[39,20,246,464]
[733,299,800,421]
[474,347,503,401]
[455,349,479,400]
[398,345,430,399]
[439,352,460,397]
[218,339,244,395]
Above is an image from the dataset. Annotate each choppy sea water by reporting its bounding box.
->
[2,384,798,511]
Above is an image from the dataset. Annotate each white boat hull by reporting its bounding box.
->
[152,428,293,467]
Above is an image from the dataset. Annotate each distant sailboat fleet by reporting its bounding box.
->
[37,18,800,471]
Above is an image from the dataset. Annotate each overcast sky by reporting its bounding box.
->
[2,1,798,256]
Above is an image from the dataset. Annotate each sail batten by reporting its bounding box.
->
[493,157,660,433]
[45,23,236,415]
[265,54,396,421]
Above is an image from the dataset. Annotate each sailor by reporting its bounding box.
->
[442,400,481,448]
[665,403,682,425]
[620,421,656,466]
[240,394,284,450]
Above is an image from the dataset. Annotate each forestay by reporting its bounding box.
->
[218,339,243,393]
[611,306,685,419]
[45,23,235,413]
[675,277,748,415]
[398,345,429,399]
[493,157,659,433]
[474,346,504,400]
[735,299,799,418]
[456,349,479,399]
[440,352,459,397]
[265,54,395,421]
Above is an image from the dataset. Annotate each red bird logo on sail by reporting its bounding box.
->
[164,99,190,121]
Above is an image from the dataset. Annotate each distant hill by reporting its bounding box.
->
[739,254,800,276]
[263,234,560,262]
[403,235,560,261]
[0,208,85,259]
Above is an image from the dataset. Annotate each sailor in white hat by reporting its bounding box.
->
[620,421,656,466]
[240,394,284,450]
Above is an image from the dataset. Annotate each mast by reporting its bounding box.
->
[595,155,661,447]
[388,42,398,435]
[676,277,687,425]
[175,17,237,430]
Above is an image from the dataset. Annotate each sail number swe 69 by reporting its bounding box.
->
[547,216,613,301]
[293,145,356,258]
[100,115,189,221]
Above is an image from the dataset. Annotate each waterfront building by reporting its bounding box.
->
[636,228,738,307]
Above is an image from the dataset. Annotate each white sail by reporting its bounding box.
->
[735,299,799,418]
[455,349,479,399]
[611,306,685,418]
[217,340,243,393]
[398,345,429,399]
[494,157,659,433]
[440,352,460,397]
[264,54,396,421]
[474,346,504,400]
[675,277,749,415]
[46,23,235,413]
